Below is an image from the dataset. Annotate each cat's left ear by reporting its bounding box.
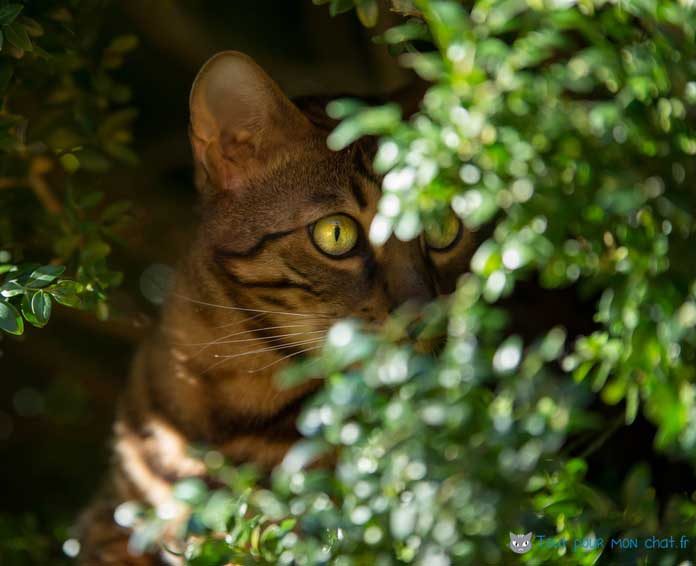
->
[189,51,313,193]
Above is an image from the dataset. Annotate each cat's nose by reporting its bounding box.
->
[385,269,435,310]
[382,240,436,310]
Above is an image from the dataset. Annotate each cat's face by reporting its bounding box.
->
[188,52,475,335]
[509,532,533,554]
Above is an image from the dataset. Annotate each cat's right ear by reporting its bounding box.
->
[189,51,313,193]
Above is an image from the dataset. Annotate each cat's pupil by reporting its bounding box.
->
[333,225,340,242]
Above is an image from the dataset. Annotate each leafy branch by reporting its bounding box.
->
[0,0,138,336]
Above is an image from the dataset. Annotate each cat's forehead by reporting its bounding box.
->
[244,138,378,212]
[204,137,381,249]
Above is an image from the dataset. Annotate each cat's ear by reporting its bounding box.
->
[525,532,533,540]
[509,533,515,541]
[189,51,312,193]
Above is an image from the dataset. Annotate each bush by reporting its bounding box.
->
[0,2,135,562]
[123,0,696,564]
[0,0,136,336]
[5,0,696,564]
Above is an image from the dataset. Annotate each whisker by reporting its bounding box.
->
[179,324,326,348]
[212,312,265,329]
[213,337,326,360]
[248,345,323,373]
[201,337,325,375]
[209,329,326,346]
[172,292,332,318]
[185,324,328,363]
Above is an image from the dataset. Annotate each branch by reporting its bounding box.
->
[28,156,62,215]
[0,177,29,189]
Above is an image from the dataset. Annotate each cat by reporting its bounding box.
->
[77,51,475,565]
[509,531,534,554]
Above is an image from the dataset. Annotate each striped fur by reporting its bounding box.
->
[77,53,475,565]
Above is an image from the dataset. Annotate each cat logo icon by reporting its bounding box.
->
[509,532,533,554]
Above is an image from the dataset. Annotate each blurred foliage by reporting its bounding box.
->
[2,0,695,564]
[121,0,696,564]
[312,0,383,27]
[0,0,136,336]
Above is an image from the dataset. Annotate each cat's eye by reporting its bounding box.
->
[423,210,461,251]
[311,214,359,257]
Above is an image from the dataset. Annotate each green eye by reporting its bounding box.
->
[424,210,461,250]
[312,214,359,257]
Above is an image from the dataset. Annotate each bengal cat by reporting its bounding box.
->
[77,51,475,565]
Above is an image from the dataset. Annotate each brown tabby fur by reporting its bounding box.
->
[77,52,474,565]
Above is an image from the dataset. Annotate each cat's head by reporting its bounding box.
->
[186,51,475,333]
[509,532,533,554]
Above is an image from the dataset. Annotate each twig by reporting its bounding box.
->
[0,177,29,189]
[578,414,625,459]
[28,156,62,214]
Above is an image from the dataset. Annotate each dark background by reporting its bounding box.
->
[0,2,408,562]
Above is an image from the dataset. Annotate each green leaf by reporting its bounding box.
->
[625,384,639,425]
[326,98,366,120]
[98,108,138,139]
[107,34,139,53]
[103,142,138,165]
[20,293,39,327]
[73,148,111,172]
[330,0,355,16]
[21,291,52,327]
[25,265,66,289]
[78,191,104,209]
[4,22,32,52]
[20,17,43,37]
[11,263,39,283]
[326,104,401,150]
[0,4,23,26]
[540,326,567,361]
[100,200,132,223]
[59,153,80,173]
[30,43,49,59]
[49,280,83,308]
[173,478,208,505]
[382,21,430,44]
[0,299,23,335]
[356,0,378,27]
[81,240,111,262]
[31,291,52,326]
[0,280,24,298]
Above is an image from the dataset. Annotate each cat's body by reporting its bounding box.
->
[78,52,474,565]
